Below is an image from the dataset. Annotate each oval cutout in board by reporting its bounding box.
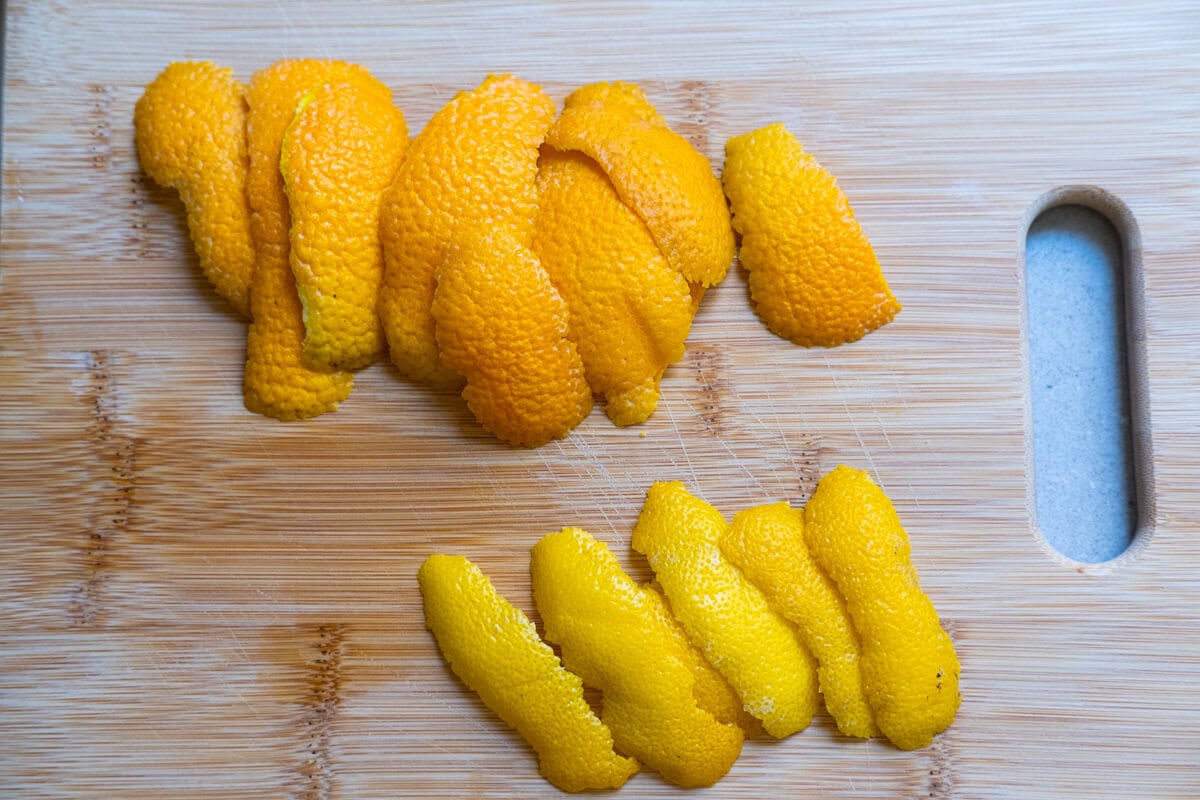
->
[1021,187,1153,569]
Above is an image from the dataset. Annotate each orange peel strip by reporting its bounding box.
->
[134,61,255,317]
[242,60,377,420]
[722,123,901,347]
[431,226,592,447]
[545,81,734,288]
[282,78,408,371]
[379,74,555,388]
[534,147,697,426]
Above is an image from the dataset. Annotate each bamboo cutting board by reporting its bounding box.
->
[2,2,1198,798]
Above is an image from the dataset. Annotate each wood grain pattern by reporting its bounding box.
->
[2,2,1198,797]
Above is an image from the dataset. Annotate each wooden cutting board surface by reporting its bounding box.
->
[2,2,1198,797]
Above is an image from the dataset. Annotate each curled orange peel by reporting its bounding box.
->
[722,123,901,347]
[281,77,408,371]
[379,74,555,389]
[134,61,255,318]
[431,226,592,447]
[545,81,734,288]
[241,59,382,420]
[534,147,697,427]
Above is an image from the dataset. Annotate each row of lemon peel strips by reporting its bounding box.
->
[134,60,901,446]
[420,465,961,792]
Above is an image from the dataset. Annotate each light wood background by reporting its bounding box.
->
[2,2,1198,798]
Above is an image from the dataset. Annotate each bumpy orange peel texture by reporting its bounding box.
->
[803,465,961,750]
[281,78,408,372]
[531,527,744,787]
[431,226,592,447]
[418,554,637,792]
[242,60,377,420]
[379,74,555,388]
[545,82,734,288]
[534,148,697,426]
[631,481,820,738]
[722,123,901,347]
[721,502,879,739]
[134,61,255,318]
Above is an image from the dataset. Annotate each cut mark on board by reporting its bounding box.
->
[70,350,136,625]
[1022,188,1152,568]
[924,734,954,799]
[88,83,114,170]
[295,624,346,800]
[687,341,731,435]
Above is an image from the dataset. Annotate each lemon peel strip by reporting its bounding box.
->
[531,527,744,787]
[803,465,961,750]
[631,481,820,738]
[722,501,879,739]
[418,554,638,792]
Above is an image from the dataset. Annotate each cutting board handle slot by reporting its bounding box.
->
[1020,186,1154,571]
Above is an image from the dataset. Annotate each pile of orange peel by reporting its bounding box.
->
[134,60,900,445]
[420,465,960,791]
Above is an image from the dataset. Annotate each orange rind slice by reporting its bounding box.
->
[242,59,376,420]
[722,123,901,347]
[546,81,734,288]
[379,74,555,388]
[281,78,408,372]
[134,61,255,317]
[431,226,592,447]
[533,147,697,426]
